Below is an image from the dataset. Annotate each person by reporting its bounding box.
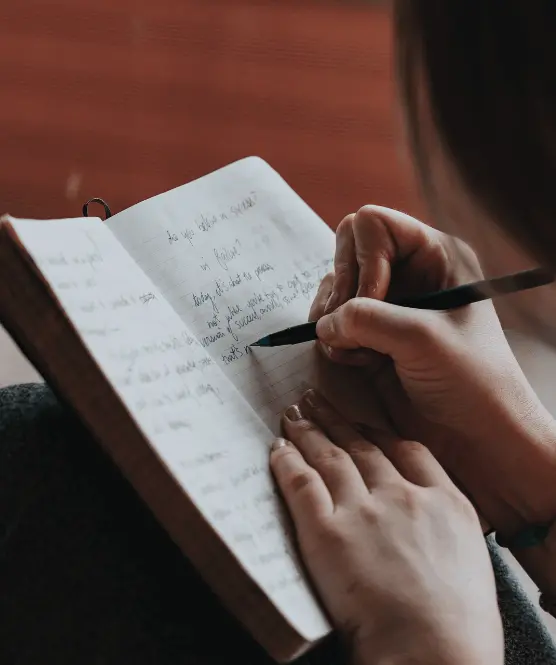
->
[2,2,556,664]
[269,1,556,664]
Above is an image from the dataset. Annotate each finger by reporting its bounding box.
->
[316,296,439,359]
[357,426,453,488]
[309,272,334,322]
[282,404,366,504]
[388,441,456,488]
[316,339,381,368]
[270,438,333,527]
[300,390,401,488]
[325,214,358,313]
[319,343,389,372]
[351,205,449,299]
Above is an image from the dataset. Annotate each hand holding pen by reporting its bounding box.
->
[256,206,556,546]
[252,267,552,347]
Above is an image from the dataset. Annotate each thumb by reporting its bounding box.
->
[316,297,437,360]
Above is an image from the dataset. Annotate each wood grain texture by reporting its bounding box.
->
[0,0,420,226]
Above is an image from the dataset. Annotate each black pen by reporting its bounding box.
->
[250,267,554,348]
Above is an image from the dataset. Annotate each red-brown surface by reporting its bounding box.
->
[0,0,420,226]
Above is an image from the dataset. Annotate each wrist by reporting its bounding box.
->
[495,412,556,535]
[456,405,556,538]
[508,518,556,609]
[456,403,556,601]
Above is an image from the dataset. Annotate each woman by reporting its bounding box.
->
[268,2,556,663]
[2,1,556,664]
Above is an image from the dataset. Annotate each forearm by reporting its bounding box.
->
[454,401,556,538]
[357,645,498,665]
[353,627,503,665]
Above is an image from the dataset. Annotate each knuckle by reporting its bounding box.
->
[285,468,319,495]
[334,259,352,279]
[293,418,319,435]
[359,501,381,524]
[336,214,355,235]
[395,486,422,516]
[354,205,377,224]
[348,442,378,460]
[455,238,481,268]
[427,234,451,269]
[311,520,345,550]
[271,446,297,464]
[441,235,484,280]
[448,488,478,519]
[313,445,350,467]
[322,271,335,287]
[353,206,390,246]
[395,439,426,456]
[341,298,367,337]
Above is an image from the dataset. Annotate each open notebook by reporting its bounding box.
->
[0,157,384,660]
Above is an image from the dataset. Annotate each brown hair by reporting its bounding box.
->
[394,1,556,265]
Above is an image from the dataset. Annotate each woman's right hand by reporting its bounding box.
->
[313,205,556,538]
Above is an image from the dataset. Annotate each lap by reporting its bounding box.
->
[0,384,554,664]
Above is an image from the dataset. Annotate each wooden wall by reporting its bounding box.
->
[0,0,419,227]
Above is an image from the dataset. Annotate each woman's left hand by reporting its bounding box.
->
[270,389,503,665]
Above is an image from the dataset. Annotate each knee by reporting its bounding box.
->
[0,382,82,454]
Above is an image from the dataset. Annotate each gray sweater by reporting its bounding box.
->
[0,383,554,664]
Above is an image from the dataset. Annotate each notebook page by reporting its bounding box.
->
[107,158,336,430]
[8,216,330,642]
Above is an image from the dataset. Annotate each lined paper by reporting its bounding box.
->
[108,157,336,429]
[9,216,330,642]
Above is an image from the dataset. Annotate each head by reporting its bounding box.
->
[393,1,556,339]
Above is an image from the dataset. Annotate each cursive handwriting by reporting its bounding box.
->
[139,292,156,304]
[254,262,274,280]
[19,215,328,631]
[214,239,241,271]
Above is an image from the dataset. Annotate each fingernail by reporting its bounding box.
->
[284,405,303,422]
[271,437,289,451]
[303,389,319,408]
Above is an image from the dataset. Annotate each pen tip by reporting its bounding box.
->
[251,337,270,347]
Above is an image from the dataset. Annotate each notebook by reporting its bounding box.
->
[0,157,386,661]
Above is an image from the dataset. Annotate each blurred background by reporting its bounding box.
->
[0,0,419,224]
[0,0,423,384]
